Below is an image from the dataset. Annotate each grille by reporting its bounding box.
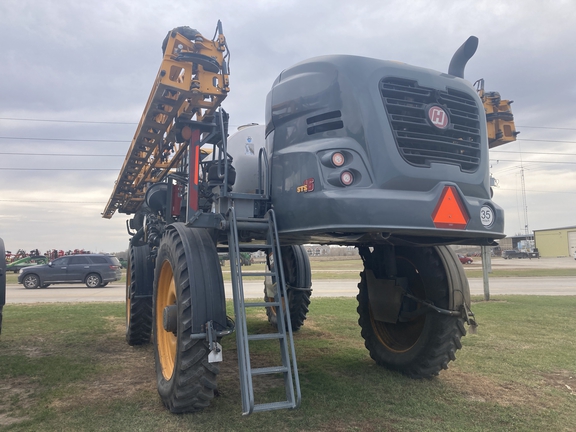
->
[380,77,481,172]
[306,110,343,135]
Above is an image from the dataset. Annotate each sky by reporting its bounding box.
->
[1,0,575,254]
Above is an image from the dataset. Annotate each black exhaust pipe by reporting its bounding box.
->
[448,36,478,79]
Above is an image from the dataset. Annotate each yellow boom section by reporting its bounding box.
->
[103,24,229,219]
[476,79,518,149]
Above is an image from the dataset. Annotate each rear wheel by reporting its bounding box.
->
[357,246,466,378]
[23,274,40,289]
[265,245,312,332]
[85,273,101,288]
[153,224,226,413]
[126,243,154,346]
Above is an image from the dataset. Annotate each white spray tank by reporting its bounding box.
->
[225,124,266,194]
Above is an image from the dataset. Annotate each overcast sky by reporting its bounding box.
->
[1,0,575,254]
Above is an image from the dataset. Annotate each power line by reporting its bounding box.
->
[0,117,137,125]
[0,168,117,171]
[518,138,576,144]
[517,125,576,131]
[0,199,105,203]
[491,150,576,156]
[0,136,129,143]
[496,188,576,195]
[2,116,574,132]
[3,136,574,145]
[489,159,576,165]
[0,152,124,157]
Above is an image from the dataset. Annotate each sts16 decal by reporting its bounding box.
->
[297,178,315,193]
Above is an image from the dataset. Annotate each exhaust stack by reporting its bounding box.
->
[448,36,478,79]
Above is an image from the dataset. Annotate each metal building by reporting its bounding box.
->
[533,226,576,258]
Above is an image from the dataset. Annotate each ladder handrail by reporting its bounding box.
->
[227,207,255,414]
[227,206,301,415]
[268,209,301,408]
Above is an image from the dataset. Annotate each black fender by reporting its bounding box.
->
[131,243,154,298]
[169,223,227,333]
[434,245,471,311]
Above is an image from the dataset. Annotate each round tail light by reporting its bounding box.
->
[340,171,354,186]
[331,152,345,167]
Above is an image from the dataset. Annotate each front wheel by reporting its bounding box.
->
[153,224,226,413]
[23,274,40,289]
[357,246,466,378]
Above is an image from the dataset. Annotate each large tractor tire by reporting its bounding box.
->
[265,245,312,332]
[153,224,227,413]
[357,245,466,379]
[0,238,6,335]
[126,243,154,346]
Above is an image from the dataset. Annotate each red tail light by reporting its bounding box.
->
[340,171,354,186]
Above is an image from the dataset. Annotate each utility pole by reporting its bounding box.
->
[481,246,491,301]
[520,165,529,236]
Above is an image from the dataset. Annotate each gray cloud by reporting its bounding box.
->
[1,0,575,251]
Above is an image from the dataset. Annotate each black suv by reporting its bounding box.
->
[18,254,122,289]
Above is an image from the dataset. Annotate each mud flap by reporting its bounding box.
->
[365,269,406,323]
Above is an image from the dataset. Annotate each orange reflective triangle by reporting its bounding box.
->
[432,186,469,229]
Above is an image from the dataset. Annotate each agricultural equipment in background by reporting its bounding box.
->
[103,23,517,415]
[5,255,49,273]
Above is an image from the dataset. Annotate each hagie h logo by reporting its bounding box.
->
[428,106,449,129]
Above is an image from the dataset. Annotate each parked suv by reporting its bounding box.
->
[18,254,122,289]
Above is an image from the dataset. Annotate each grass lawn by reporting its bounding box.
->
[1,296,575,431]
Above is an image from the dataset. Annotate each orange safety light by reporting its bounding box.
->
[431,186,469,229]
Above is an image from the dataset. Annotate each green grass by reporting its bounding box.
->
[1,297,575,431]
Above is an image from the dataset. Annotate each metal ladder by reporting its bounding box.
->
[227,207,301,415]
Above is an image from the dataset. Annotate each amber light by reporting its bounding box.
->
[332,152,345,167]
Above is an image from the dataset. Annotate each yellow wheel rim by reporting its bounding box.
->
[156,260,177,380]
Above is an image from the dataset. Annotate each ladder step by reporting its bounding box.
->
[236,221,269,232]
[247,333,284,341]
[242,272,276,277]
[236,216,268,223]
[238,244,272,250]
[253,401,296,413]
[251,366,288,376]
[245,301,279,308]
